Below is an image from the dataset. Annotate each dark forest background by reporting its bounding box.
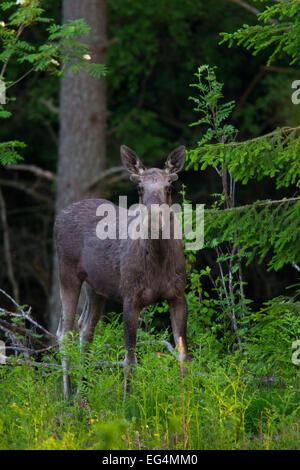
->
[0,0,299,330]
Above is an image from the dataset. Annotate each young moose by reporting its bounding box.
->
[55,145,189,398]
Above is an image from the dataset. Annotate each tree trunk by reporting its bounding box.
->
[49,0,107,334]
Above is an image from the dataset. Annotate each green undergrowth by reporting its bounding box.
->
[0,316,299,450]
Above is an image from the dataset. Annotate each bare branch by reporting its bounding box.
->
[6,164,56,181]
[40,98,59,115]
[3,359,62,369]
[208,196,300,214]
[6,67,34,91]
[236,65,299,111]
[4,344,58,355]
[0,317,47,349]
[86,166,127,191]
[100,37,120,50]
[227,0,278,24]
[0,179,54,207]
[0,290,56,340]
[0,23,25,80]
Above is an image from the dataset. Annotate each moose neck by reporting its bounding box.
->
[143,214,178,265]
[144,236,173,259]
[144,206,179,262]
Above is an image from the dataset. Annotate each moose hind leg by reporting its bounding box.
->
[76,284,105,396]
[78,283,105,352]
[57,277,82,400]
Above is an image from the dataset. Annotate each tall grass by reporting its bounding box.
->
[0,317,299,450]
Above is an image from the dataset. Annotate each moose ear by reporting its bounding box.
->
[165,146,186,175]
[120,145,146,175]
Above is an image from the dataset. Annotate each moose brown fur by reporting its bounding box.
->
[55,145,189,398]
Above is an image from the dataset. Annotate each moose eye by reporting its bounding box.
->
[167,184,174,194]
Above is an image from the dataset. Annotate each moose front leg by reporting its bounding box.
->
[123,299,140,391]
[169,296,189,363]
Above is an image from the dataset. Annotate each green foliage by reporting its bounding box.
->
[0,139,25,165]
[106,0,248,165]
[220,0,300,66]
[189,126,300,188]
[205,199,300,271]
[242,294,300,379]
[0,3,106,77]
[189,65,237,146]
[188,65,300,273]
[185,62,300,374]
[0,319,299,450]
[0,0,106,166]
[2,0,289,171]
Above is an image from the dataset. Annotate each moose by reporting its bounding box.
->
[55,145,189,398]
